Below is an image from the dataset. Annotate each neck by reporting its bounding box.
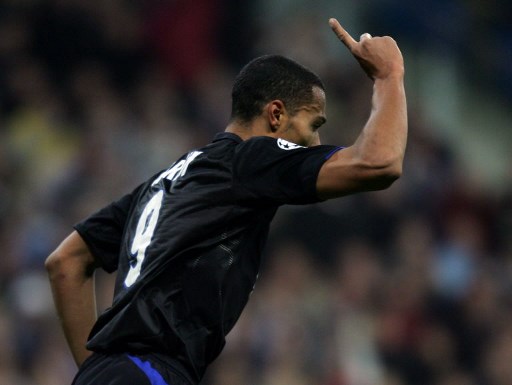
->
[225,118,272,141]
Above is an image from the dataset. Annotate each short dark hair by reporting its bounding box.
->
[230,55,325,122]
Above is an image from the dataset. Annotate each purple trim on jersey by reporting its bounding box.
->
[128,355,169,385]
[325,146,344,160]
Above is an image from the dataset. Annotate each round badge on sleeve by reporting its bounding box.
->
[277,138,304,150]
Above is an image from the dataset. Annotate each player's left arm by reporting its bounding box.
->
[45,230,99,367]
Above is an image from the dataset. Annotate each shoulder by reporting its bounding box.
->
[241,136,304,149]
[236,136,339,163]
[236,136,307,158]
[233,135,341,181]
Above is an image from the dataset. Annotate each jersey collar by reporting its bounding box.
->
[213,132,243,144]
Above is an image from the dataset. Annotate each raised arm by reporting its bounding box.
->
[317,18,407,199]
[45,231,98,367]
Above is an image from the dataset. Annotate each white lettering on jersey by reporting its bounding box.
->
[277,138,304,150]
[125,190,164,287]
[152,150,203,186]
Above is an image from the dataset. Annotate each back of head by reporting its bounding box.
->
[230,55,324,123]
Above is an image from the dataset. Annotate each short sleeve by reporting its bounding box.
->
[74,185,143,273]
[233,137,342,205]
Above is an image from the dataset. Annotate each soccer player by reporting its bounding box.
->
[46,18,406,385]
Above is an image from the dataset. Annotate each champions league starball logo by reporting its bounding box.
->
[277,138,305,150]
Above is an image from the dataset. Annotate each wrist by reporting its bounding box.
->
[374,70,404,83]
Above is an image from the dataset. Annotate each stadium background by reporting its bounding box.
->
[0,1,511,384]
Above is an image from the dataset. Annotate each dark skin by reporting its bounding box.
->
[228,18,406,198]
[46,18,407,367]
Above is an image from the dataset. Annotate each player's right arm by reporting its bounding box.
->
[316,19,407,199]
[45,185,142,366]
[45,231,98,367]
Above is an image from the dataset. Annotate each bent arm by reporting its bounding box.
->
[317,74,406,198]
[317,19,407,199]
[45,231,98,367]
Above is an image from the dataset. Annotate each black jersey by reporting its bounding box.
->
[75,132,341,382]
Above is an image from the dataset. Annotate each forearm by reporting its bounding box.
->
[317,20,408,198]
[46,231,98,367]
[353,74,407,174]
[48,264,97,366]
[316,74,407,198]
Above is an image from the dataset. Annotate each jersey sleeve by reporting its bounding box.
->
[73,184,143,273]
[233,137,342,205]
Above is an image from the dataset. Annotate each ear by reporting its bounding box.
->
[266,100,286,132]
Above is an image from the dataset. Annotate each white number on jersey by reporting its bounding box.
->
[124,190,164,287]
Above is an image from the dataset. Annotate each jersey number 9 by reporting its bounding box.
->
[124,190,164,287]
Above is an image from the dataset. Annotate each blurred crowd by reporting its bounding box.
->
[0,1,511,385]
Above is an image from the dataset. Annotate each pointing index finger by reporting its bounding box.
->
[329,18,357,51]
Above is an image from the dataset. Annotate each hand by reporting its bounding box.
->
[329,18,404,80]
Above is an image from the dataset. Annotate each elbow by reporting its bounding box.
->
[360,157,403,190]
[45,250,66,279]
[45,232,97,281]
[45,250,59,272]
[45,249,95,281]
[375,167,401,189]
[381,161,403,184]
